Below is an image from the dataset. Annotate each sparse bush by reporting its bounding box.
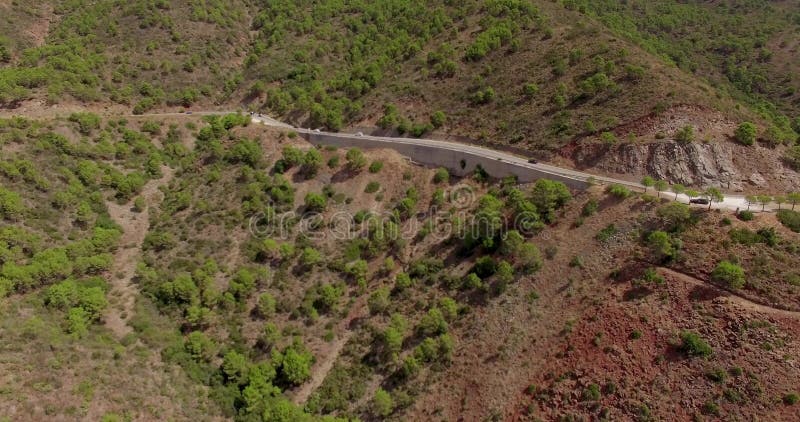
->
[430,111,446,128]
[737,210,754,221]
[372,388,394,417]
[345,148,367,172]
[606,184,632,199]
[595,224,617,242]
[470,87,495,105]
[365,181,380,193]
[777,210,800,232]
[257,292,276,318]
[735,122,757,146]
[0,187,24,219]
[369,161,383,173]
[581,199,598,217]
[304,192,327,212]
[675,125,695,143]
[368,287,390,315]
[702,400,720,416]
[433,167,449,184]
[706,367,726,383]
[68,112,101,135]
[522,82,539,98]
[418,307,448,336]
[600,131,617,144]
[582,383,601,401]
[679,331,712,357]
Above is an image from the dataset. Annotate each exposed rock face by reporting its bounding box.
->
[596,141,740,189]
[570,140,799,192]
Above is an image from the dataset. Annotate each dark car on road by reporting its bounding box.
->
[689,198,709,205]
[527,158,538,164]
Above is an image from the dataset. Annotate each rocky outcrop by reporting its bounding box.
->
[593,141,740,188]
[571,140,799,192]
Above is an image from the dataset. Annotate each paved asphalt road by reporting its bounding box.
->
[141,110,782,212]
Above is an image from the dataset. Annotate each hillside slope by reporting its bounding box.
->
[3,113,800,421]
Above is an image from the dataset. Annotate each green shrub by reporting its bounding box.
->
[395,272,413,290]
[276,345,313,386]
[304,192,327,212]
[430,110,446,128]
[327,156,340,168]
[372,389,394,417]
[784,393,799,405]
[368,161,383,173]
[737,210,754,221]
[702,400,720,416]
[68,112,101,135]
[711,260,745,289]
[257,292,276,318]
[595,224,617,242]
[433,167,449,184]
[418,307,448,336]
[133,197,146,213]
[646,230,677,261]
[522,82,539,97]
[365,181,380,193]
[345,148,367,172]
[679,331,712,357]
[675,125,695,143]
[0,187,23,219]
[777,210,800,232]
[367,287,390,315]
[469,87,495,105]
[582,383,601,401]
[581,199,598,216]
[606,184,631,199]
[735,122,757,146]
[185,331,216,362]
[706,367,726,383]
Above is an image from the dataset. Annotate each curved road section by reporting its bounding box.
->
[246,114,772,212]
[136,111,773,212]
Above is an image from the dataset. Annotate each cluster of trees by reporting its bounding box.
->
[566,0,800,141]
[377,104,446,137]
[44,278,109,337]
[249,0,460,130]
[0,111,179,308]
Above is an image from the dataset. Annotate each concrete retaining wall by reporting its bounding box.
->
[302,132,589,190]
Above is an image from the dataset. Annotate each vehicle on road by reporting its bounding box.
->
[356,132,363,136]
[528,158,538,164]
[689,198,709,205]
[185,111,192,114]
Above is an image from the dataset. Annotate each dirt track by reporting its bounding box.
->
[104,167,174,337]
[658,267,800,318]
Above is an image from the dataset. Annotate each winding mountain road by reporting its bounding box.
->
[241,114,777,212]
[124,109,790,212]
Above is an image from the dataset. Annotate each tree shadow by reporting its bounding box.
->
[623,285,653,301]
[688,284,724,302]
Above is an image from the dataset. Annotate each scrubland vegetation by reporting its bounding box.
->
[3,0,800,420]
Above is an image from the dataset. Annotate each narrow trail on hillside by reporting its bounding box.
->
[658,267,800,318]
[292,297,368,405]
[104,167,174,338]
